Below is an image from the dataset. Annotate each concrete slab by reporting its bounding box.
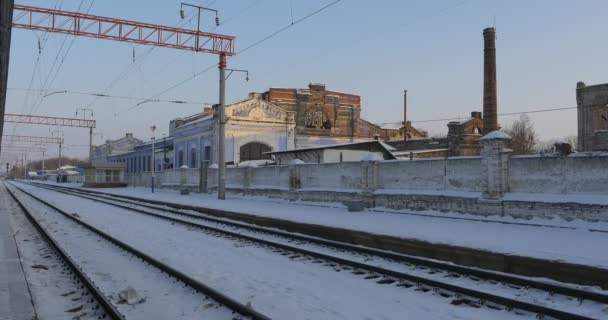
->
[0,185,36,320]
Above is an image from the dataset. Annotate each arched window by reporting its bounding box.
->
[240,142,272,162]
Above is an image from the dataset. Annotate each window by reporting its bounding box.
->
[204,146,211,161]
[240,142,272,162]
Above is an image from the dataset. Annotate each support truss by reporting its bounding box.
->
[0,145,46,152]
[12,5,235,55]
[4,113,96,128]
[2,135,64,144]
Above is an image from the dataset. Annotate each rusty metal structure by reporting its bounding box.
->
[2,134,64,144]
[4,113,96,128]
[9,4,236,199]
[12,4,235,54]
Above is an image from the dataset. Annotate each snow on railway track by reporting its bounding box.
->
[4,182,270,320]
[17,182,608,319]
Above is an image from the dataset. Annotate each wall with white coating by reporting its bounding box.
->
[509,155,608,194]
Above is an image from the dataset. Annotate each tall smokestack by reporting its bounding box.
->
[403,90,408,142]
[482,27,498,135]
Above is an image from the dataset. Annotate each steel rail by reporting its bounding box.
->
[8,182,272,320]
[34,181,608,304]
[3,182,125,320]
[26,182,602,320]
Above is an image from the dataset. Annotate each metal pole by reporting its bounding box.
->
[163,135,167,170]
[58,141,62,182]
[196,7,201,50]
[0,0,15,155]
[151,137,155,193]
[218,53,226,200]
[89,126,93,164]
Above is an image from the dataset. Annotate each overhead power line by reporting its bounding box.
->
[142,0,343,104]
[7,87,208,105]
[376,105,582,127]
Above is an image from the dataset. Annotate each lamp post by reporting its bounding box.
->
[150,125,156,193]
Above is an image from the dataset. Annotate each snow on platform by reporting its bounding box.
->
[35,181,608,270]
[0,184,36,320]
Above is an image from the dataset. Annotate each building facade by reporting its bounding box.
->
[107,137,174,174]
[92,133,142,162]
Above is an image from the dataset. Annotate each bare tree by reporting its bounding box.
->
[505,114,537,154]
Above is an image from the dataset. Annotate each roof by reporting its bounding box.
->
[380,122,403,130]
[266,140,397,159]
[393,148,449,155]
[481,130,512,140]
[177,114,214,128]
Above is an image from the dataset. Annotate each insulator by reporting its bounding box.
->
[215,16,220,26]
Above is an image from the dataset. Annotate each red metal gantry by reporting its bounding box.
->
[12,4,235,55]
[4,113,96,128]
[2,134,64,144]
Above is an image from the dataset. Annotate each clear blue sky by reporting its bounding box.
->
[5,0,608,159]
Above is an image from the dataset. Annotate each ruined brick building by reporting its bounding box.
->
[262,83,425,147]
[576,81,608,151]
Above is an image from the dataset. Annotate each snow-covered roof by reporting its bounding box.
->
[480,130,512,140]
[380,123,403,130]
[177,114,214,128]
[393,148,448,155]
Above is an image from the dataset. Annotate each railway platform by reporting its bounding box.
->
[0,185,35,320]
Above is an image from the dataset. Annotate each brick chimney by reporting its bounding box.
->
[403,90,408,142]
[482,27,498,135]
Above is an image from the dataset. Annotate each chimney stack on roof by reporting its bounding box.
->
[482,27,498,135]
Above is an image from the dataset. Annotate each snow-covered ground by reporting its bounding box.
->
[12,182,537,320]
[32,181,608,270]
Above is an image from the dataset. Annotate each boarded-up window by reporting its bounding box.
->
[240,142,271,162]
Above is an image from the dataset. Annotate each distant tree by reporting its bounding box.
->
[535,135,578,154]
[505,114,537,154]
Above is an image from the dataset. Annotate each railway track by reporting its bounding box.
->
[20,181,608,320]
[5,182,272,320]
[2,182,125,320]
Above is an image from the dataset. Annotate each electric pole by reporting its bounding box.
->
[0,0,15,153]
[218,53,226,200]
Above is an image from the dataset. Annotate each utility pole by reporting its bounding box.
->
[218,53,226,200]
[217,68,248,199]
[162,134,167,170]
[76,108,94,163]
[0,0,14,154]
[150,124,156,193]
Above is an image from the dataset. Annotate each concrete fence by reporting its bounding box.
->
[126,135,608,220]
